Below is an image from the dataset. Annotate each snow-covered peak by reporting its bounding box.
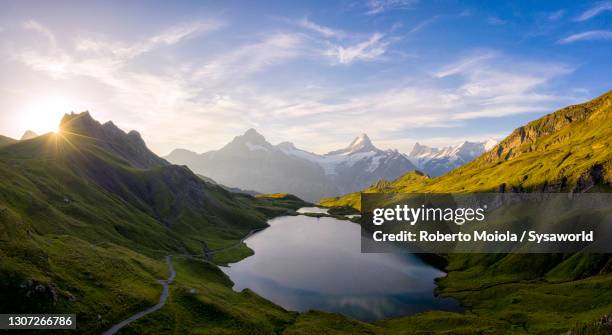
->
[326,133,378,156]
[241,128,267,144]
[222,128,275,153]
[406,139,499,175]
[276,141,296,150]
[409,142,439,158]
[483,138,498,151]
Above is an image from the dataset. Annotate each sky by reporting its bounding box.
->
[0,0,610,155]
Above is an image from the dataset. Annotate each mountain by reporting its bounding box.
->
[280,133,417,194]
[0,112,308,333]
[60,111,169,169]
[0,135,16,148]
[166,131,417,201]
[407,139,498,177]
[321,91,612,333]
[323,90,611,206]
[20,130,38,140]
[166,129,336,202]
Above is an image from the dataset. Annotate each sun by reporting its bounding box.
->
[22,95,80,134]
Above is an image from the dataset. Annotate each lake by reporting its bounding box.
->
[221,209,460,321]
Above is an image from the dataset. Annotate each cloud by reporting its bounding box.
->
[283,17,396,64]
[434,51,499,78]
[194,33,304,82]
[292,18,344,38]
[365,0,419,15]
[487,16,506,25]
[575,1,612,21]
[548,10,565,20]
[325,33,389,64]
[7,19,577,154]
[75,20,223,59]
[409,16,439,33]
[557,30,612,44]
[23,20,57,47]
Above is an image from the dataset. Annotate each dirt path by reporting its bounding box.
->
[102,255,176,335]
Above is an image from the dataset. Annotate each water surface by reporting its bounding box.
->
[296,206,329,214]
[222,211,459,321]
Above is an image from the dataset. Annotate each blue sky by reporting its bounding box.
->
[0,0,610,155]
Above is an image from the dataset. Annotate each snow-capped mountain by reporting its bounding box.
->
[165,130,416,201]
[407,139,498,177]
[279,133,417,194]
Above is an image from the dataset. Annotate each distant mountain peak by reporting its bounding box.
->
[328,133,377,156]
[277,141,296,150]
[222,128,273,153]
[407,139,498,177]
[238,128,267,144]
[409,142,438,157]
[350,133,373,148]
[20,130,38,140]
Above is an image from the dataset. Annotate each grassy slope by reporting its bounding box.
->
[0,134,17,148]
[0,130,308,333]
[321,90,611,209]
[2,89,610,335]
[318,91,612,334]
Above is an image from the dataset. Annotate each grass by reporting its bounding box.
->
[0,122,308,333]
[318,91,612,333]
[118,257,297,334]
[2,90,611,335]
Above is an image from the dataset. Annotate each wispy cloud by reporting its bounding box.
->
[487,16,506,25]
[75,20,223,59]
[285,17,395,64]
[5,18,578,154]
[325,32,389,64]
[548,9,565,20]
[292,18,344,38]
[575,1,612,21]
[23,20,57,46]
[194,33,304,81]
[432,51,573,120]
[409,16,439,33]
[558,30,612,44]
[365,0,419,15]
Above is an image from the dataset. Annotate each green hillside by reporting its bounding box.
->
[318,91,612,334]
[0,112,308,333]
[0,134,16,148]
[322,90,612,209]
[2,91,611,334]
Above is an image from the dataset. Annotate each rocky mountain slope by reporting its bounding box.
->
[407,139,497,177]
[320,90,612,334]
[20,130,38,140]
[0,112,308,333]
[166,131,416,201]
[0,135,16,148]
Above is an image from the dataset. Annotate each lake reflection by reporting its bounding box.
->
[296,206,329,214]
[221,213,460,321]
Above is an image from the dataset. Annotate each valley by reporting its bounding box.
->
[0,91,610,334]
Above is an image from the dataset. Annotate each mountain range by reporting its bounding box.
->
[166,131,417,201]
[0,111,313,333]
[0,90,611,333]
[406,139,498,177]
[322,90,612,333]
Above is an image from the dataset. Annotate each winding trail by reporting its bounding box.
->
[102,255,176,335]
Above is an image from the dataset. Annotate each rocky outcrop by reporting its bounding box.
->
[60,112,168,169]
